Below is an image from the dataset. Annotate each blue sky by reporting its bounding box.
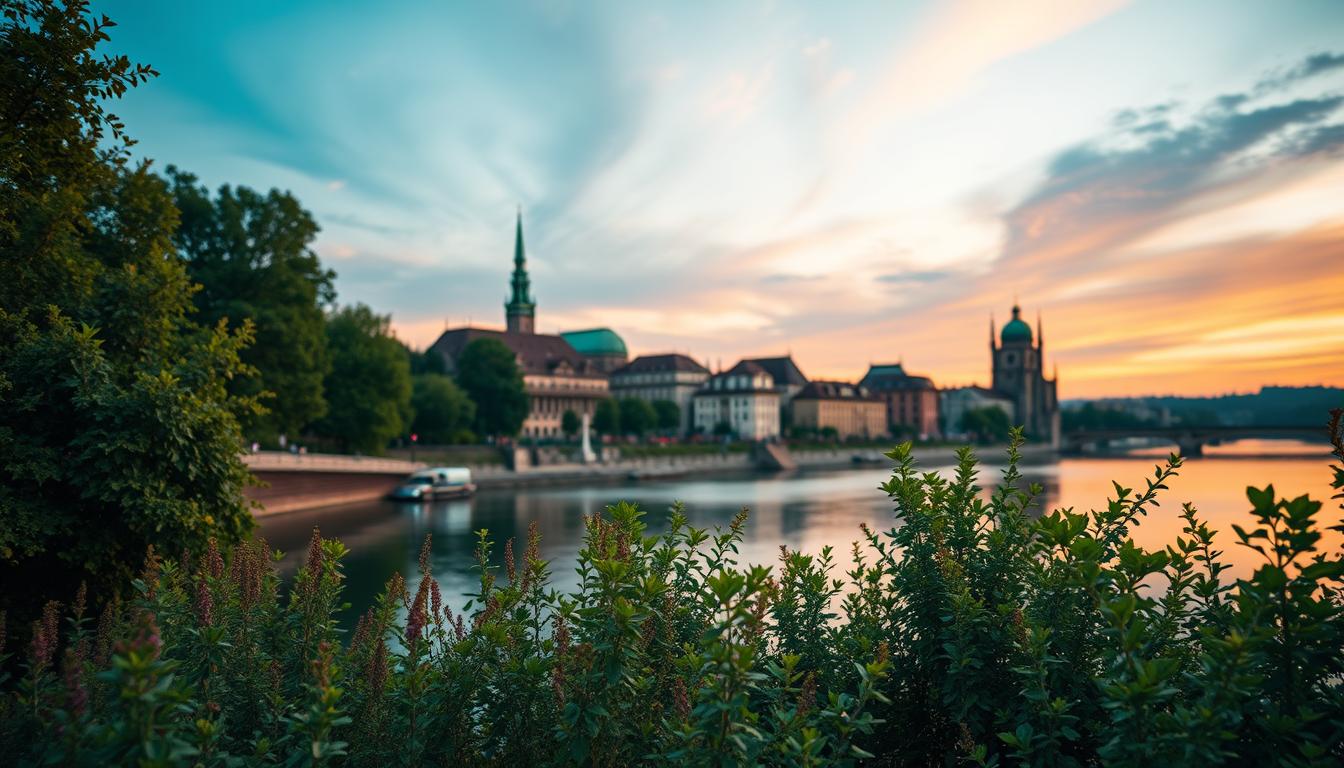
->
[102,0,1344,396]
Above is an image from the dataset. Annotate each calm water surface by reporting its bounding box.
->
[259,441,1340,622]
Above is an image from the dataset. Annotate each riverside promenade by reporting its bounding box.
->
[245,443,1050,517]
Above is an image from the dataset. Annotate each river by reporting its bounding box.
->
[259,440,1340,623]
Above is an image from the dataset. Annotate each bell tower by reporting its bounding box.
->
[505,210,535,334]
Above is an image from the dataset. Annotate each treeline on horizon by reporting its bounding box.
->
[1063,386,1344,432]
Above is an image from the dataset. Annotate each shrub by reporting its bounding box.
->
[1,415,1341,766]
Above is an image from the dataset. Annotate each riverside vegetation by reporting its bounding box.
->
[1,419,1342,767]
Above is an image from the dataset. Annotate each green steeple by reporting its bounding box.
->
[505,210,535,334]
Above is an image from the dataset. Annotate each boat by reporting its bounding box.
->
[389,466,476,501]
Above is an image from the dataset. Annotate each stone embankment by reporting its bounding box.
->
[245,443,1054,516]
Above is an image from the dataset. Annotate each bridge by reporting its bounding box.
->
[1061,425,1329,456]
[244,452,426,516]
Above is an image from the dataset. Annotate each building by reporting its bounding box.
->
[742,356,809,404]
[940,386,1016,439]
[991,303,1060,446]
[859,363,941,439]
[692,360,781,440]
[791,381,887,439]
[429,212,609,439]
[609,353,710,436]
[560,328,629,374]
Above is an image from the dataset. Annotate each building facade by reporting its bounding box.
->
[859,363,941,439]
[692,361,780,440]
[991,303,1060,446]
[609,354,710,436]
[430,213,609,439]
[940,386,1016,439]
[791,381,887,439]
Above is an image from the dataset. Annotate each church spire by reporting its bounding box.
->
[1036,310,1044,350]
[505,209,536,334]
[989,312,996,351]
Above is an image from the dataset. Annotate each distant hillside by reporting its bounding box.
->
[1063,386,1344,428]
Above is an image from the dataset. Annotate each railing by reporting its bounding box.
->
[243,451,424,474]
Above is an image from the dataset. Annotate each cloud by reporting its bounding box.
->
[840,0,1129,146]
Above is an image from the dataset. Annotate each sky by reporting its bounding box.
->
[101,0,1344,399]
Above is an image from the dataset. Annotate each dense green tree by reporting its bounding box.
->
[652,399,681,434]
[411,374,475,444]
[593,398,621,437]
[315,305,411,453]
[0,0,255,622]
[167,169,334,442]
[713,420,734,437]
[959,406,1012,443]
[620,398,656,438]
[407,343,448,375]
[561,409,581,440]
[456,338,528,438]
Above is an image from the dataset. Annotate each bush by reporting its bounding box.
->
[2,417,1341,766]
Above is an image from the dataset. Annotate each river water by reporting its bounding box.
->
[259,441,1340,622]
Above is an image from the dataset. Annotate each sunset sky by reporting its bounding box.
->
[104,0,1344,399]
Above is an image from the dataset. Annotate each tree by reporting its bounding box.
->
[593,398,621,437]
[315,305,411,453]
[167,169,335,442]
[713,421,734,438]
[959,406,1012,444]
[407,343,448,375]
[411,374,475,445]
[456,338,528,438]
[652,399,681,434]
[561,409,581,440]
[0,0,254,622]
[620,398,656,438]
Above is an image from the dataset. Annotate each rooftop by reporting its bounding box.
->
[611,353,709,376]
[429,327,604,378]
[559,327,628,358]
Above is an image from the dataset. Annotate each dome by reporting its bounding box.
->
[1000,305,1033,344]
[560,327,628,358]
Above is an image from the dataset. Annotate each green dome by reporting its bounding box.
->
[1000,306,1033,344]
[560,327,628,357]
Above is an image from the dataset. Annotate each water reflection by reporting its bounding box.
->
[259,443,1340,624]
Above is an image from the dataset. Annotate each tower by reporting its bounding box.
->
[991,302,1059,445]
[505,210,535,334]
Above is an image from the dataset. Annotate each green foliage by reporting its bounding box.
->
[0,0,255,624]
[167,167,335,442]
[315,305,412,453]
[960,405,1012,443]
[619,397,657,438]
[2,419,1343,765]
[653,399,681,433]
[561,409,581,439]
[411,374,476,445]
[456,338,528,438]
[593,398,621,436]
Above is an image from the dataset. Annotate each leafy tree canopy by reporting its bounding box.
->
[652,399,681,433]
[561,409,581,438]
[455,338,528,439]
[315,305,411,453]
[0,0,255,622]
[620,398,656,438]
[167,168,335,441]
[411,374,475,445]
[959,406,1012,444]
[593,398,620,436]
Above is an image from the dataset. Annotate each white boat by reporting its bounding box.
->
[389,466,475,500]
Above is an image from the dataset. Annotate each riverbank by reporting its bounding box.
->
[246,442,1056,515]
[451,442,1056,490]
